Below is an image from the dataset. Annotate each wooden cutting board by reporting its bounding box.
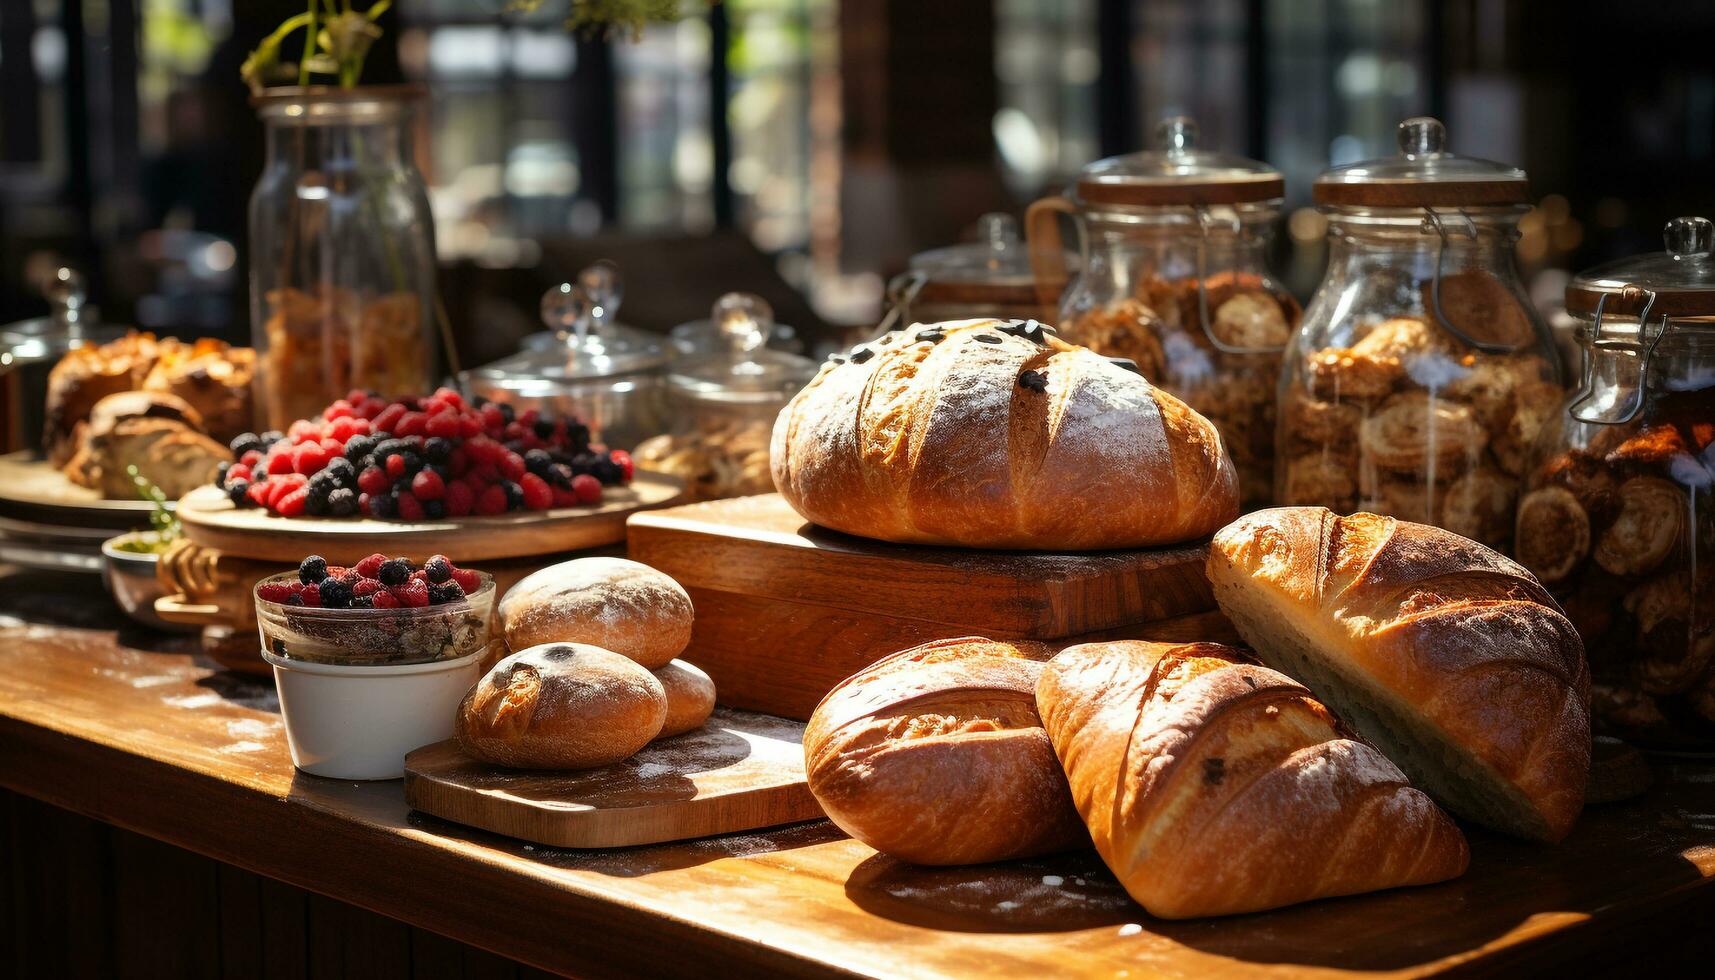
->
[627,494,1220,719]
[0,451,163,530]
[176,472,683,564]
[403,708,823,848]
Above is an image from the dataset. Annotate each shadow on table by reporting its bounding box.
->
[842,786,1711,971]
[193,669,281,712]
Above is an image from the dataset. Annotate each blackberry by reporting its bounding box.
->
[304,493,329,517]
[216,460,231,483]
[226,480,251,506]
[428,581,466,604]
[423,555,453,583]
[258,430,284,447]
[319,578,354,609]
[326,487,358,516]
[373,438,410,460]
[497,402,516,424]
[343,435,376,464]
[368,493,397,519]
[423,436,453,464]
[325,457,356,486]
[591,459,623,485]
[423,500,445,520]
[230,432,264,457]
[502,480,525,510]
[565,421,591,451]
[305,477,333,506]
[285,594,305,607]
[298,555,329,584]
[524,449,554,478]
[378,557,413,586]
[533,419,555,440]
[350,594,374,609]
[397,451,425,477]
[548,463,574,489]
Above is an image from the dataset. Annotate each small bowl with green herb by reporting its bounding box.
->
[100,466,198,632]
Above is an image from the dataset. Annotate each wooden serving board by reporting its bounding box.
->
[0,451,161,531]
[177,472,683,564]
[627,493,1220,719]
[403,708,822,848]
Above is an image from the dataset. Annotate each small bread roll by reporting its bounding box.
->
[497,557,693,668]
[653,660,716,738]
[456,643,667,770]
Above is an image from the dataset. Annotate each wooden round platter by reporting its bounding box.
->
[0,452,162,531]
[176,471,684,563]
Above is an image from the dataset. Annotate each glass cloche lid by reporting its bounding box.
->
[666,293,817,405]
[465,261,668,384]
[1315,117,1528,208]
[1566,217,1715,320]
[1071,116,1284,207]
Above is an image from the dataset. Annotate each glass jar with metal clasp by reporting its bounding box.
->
[879,213,1051,336]
[1516,216,1715,750]
[1027,116,1298,508]
[1276,116,1563,550]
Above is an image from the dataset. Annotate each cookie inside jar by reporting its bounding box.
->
[1277,116,1564,550]
[1518,216,1715,750]
[1026,115,1291,508]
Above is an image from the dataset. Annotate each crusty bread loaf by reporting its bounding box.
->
[803,636,1087,865]
[63,391,229,498]
[1208,507,1590,841]
[770,319,1239,550]
[497,558,693,668]
[44,332,162,466]
[1036,640,1468,919]
[456,642,667,770]
[142,338,256,445]
[653,659,716,738]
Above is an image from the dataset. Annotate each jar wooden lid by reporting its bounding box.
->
[1314,117,1529,208]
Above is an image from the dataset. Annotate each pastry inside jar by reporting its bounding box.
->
[1438,466,1518,547]
[1492,381,1565,476]
[1514,485,1592,584]
[1305,347,1403,403]
[1069,298,1169,379]
[1421,270,1536,350]
[1594,476,1687,576]
[1358,391,1488,474]
[1281,452,1357,511]
[1284,389,1363,449]
[1624,573,1712,696]
[1445,353,1553,429]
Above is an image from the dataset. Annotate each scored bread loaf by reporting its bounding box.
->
[803,636,1087,865]
[652,659,716,738]
[770,319,1239,550]
[1036,640,1468,919]
[456,642,667,770]
[497,558,693,668]
[1208,507,1590,842]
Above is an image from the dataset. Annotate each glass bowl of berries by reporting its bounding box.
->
[254,553,499,780]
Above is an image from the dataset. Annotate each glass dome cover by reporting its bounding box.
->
[466,261,667,383]
[1566,216,1715,319]
[1072,117,1283,207]
[667,293,817,405]
[1315,117,1528,208]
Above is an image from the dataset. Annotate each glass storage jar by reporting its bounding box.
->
[0,268,125,455]
[881,213,1050,333]
[460,262,669,450]
[632,294,816,501]
[1516,216,1715,750]
[1027,117,1297,507]
[1276,117,1562,550]
[249,87,442,430]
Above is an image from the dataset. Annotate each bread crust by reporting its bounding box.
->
[770,319,1239,550]
[803,636,1087,865]
[652,659,716,738]
[1037,639,1468,919]
[1208,507,1591,841]
[497,558,693,668]
[456,642,667,770]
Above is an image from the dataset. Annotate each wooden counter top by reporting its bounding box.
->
[2,570,1714,978]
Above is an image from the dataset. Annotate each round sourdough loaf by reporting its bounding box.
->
[497,557,693,668]
[652,659,716,738]
[456,642,667,770]
[770,318,1239,550]
[803,636,1087,865]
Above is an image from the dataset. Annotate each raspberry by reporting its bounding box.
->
[371,589,399,609]
[355,553,386,578]
[324,400,355,420]
[610,449,634,482]
[391,578,430,608]
[385,454,407,479]
[257,581,296,603]
[357,465,390,495]
[480,403,505,432]
[246,482,270,507]
[296,582,321,607]
[276,487,309,517]
[519,472,553,510]
[571,473,602,505]
[450,567,482,593]
[395,491,426,521]
[265,452,295,476]
[293,443,328,475]
[395,411,428,438]
[288,419,319,441]
[353,578,385,596]
[227,463,253,483]
[425,412,460,439]
[372,403,407,433]
[551,486,580,508]
[444,480,475,517]
[460,415,483,439]
[476,483,509,516]
[411,468,445,501]
[500,452,526,481]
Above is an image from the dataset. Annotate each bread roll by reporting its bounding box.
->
[653,659,716,738]
[456,642,667,770]
[803,636,1086,865]
[770,319,1239,550]
[497,558,692,668]
[1037,640,1468,919]
[1208,507,1590,841]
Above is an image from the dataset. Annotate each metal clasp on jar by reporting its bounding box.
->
[1420,206,1527,354]
[1191,205,1288,355]
[1569,285,1669,425]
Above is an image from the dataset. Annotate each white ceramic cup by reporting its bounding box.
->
[265,648,483,780]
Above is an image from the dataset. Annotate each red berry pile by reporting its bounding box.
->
[218,388,632,520]
[256,554,483,610]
